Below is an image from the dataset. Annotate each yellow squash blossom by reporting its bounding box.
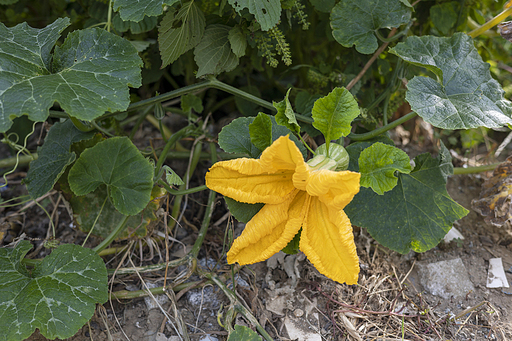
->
[206,135,361,284]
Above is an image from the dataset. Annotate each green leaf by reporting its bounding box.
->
[228,26,247,58]
[389,33,512,129]
[224,197,264,223]
[0,241,108,341]
[194,25,240,78]
[163,166,184,186]
[24,120,94,199]
[219,117,263,158]
[218,116,307,158]
[227,324,262,341]
[273,88,300,134]
[228,0,281,31]
[330,0,412,54]
[249,112,273,151]
[113,0,180,22]
[345,135,395,172]
[0,19,143,133]
[309,0,335,13]
[159,1,205,67]
[235,85,262,116]
[70,185,165,239]
[112,13,158,34]
[345,152,468,254]
[181,93,204,114]
[68,137,154,216]
[430,2,459,35]
[281,229,301,255]
[359,142,412,195]
[312,87,359,150]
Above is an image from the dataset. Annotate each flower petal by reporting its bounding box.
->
[294,165,360,210]
[206,135,305,204]
[227,190,306,265]
[300,197,359,284]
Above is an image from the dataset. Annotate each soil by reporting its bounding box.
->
[2,122,512,341]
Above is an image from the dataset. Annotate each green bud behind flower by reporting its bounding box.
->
[308,143,349,171]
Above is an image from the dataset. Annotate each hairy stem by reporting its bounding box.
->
[348,112,418,141]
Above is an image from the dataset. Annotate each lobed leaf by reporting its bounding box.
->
[194,25,239,78]
[0,241,108,341]
[158,1,205,67]
[24,120,94,199]
[113,0,180,22]
[68,137,154,216]
[312,87,359,150]
[228,0,281,31]
[330,0,412,54]
[345,148,468,254]
[0,18,143,132]
[359,142,412,195]
[224,197,264,223]
[390,33,512,129]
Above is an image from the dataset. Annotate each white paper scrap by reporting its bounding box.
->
[443,226,464,243]
[487,258,510,288]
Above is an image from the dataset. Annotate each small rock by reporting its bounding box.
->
[198,336,218,341]
[417,258,475,299]
[143,282,169,310]
[487,258,510,288]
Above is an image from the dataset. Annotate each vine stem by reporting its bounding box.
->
[154,126,193,177]
[348,112,418,141]
[468,6,512,38]
[453,163,499,175]
[92,215,130,253]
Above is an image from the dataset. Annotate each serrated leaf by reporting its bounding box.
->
[159,1,205,67]
[309,0,335,13]
[330,0,412,54]
[224,197,264,223]
[68,137,154,216]
[228,26,247,58]
[113,0,180,22]
[194,25,239,78]
[228,0,281,31]
[346,136,395,172]
[70,185,166,239]
[0,19,143,133]
[227,324,262,341]
[438,141,453,181]
[0,241,108,341]
[218,116,306,158]
[163,166,184,186]
[273,88,300,134]
[249,112,273,151]
[390,33,512,129]
[181,93,203,114]
[345,151,468,254]
[359,142,412,195]
[312,87,359,149]
[24,120,94,199]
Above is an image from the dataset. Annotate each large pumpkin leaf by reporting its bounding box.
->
[113,0,179,22]
[228,0,281,31]
[330,0,412,54]
[345,147,468,254]
[158,1,205,67]
[0,18,143,133]
[194,25,239,78]
[68,137,154,216]
[24,120,94,199]
[0,241,108,341]
[389,33,512,129]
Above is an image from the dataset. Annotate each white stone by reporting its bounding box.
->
[487,258,510,288]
